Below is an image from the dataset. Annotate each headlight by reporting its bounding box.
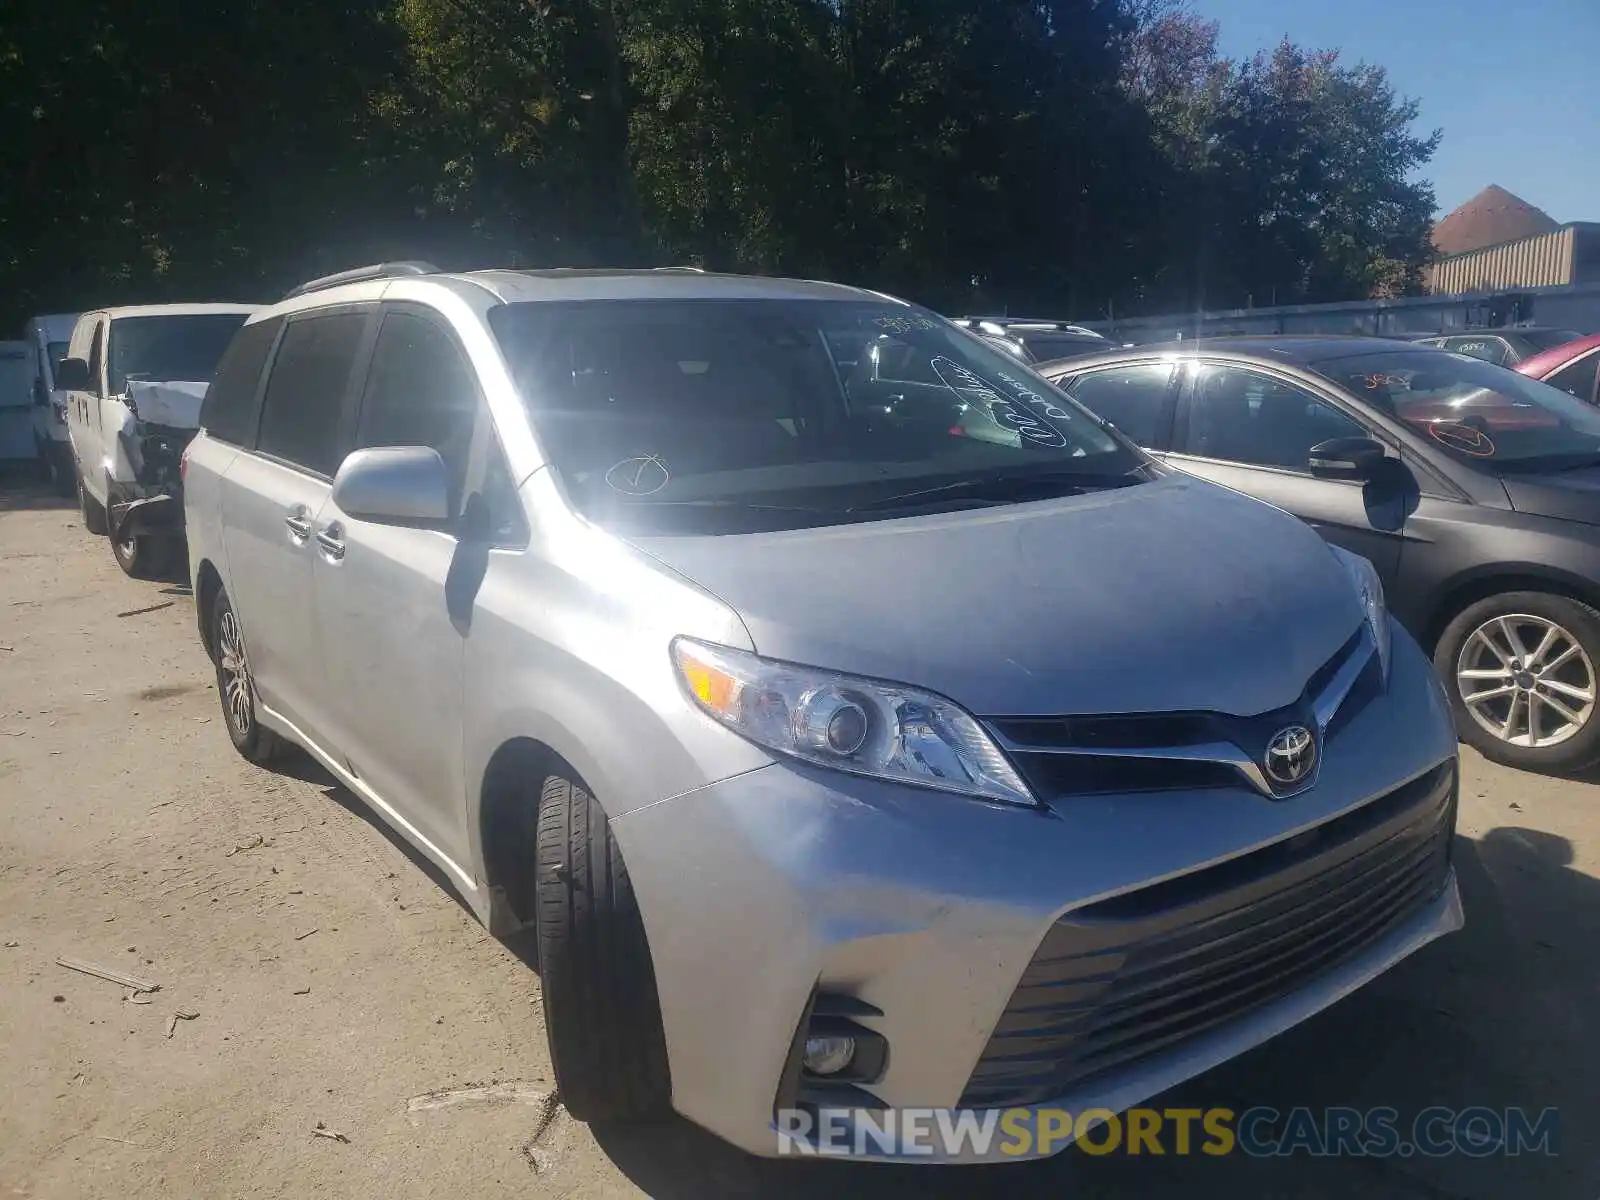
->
[671,637,1037,807]
[1329,545,1391,684]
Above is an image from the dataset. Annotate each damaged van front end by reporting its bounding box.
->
[106,381,208,572]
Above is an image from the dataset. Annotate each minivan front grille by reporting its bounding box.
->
[988,625,1373,799]
[958,760,1455,1109]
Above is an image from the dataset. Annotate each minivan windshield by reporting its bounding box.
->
[108,313,251,394]
[489,299,1145,532]
[1311,349,1600,470]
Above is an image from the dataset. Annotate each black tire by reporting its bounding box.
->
[1434,590,1600,773]
[50,444,76,498]
[111,527,170,579]
[534,772,672,1123]
[78,472,108,536]
[210,587,286,764]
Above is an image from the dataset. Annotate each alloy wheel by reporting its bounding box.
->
[217,607,255,738]
[1455,613,1596,748]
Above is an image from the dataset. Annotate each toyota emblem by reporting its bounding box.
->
[1264,725,1317,787]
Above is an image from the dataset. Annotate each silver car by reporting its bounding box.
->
[183,263,1462,1161]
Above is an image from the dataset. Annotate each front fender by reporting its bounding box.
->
[458,545,771,905]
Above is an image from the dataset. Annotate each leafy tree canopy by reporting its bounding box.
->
[0,0,1438,329]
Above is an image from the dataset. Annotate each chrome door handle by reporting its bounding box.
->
[315,524,346,561]
[284,513,313,541]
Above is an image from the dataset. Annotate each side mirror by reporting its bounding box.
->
[332,447,452,527]
[1308,436,1388,480]
[55,357,90,391]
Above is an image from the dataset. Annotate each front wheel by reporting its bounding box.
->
[111,527,170,579]
[49,443,76,497]
[78,472,108,536]
[1435,591,1600,773]
[534,772,672,1123]
[210,587,286,765]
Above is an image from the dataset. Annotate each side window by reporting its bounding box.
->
[1062,364,1174,446]
[87,321,107,393]
[1444,336,1509,365]
[1179,367,1367,470]
[200,316,282,446]
[255,313,368,476]
[355,311,480,508]
[1547,353,1600,405]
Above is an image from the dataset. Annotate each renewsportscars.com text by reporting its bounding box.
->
[776,1105,1560,1160]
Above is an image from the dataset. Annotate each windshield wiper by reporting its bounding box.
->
[849,469,1141,512]
[613,498,834,512]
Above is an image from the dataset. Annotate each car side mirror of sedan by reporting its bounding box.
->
[1307,436,1388,480]
[332,446,453,527]
[55,357,90,391]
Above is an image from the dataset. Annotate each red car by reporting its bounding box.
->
[1516,332,1600,406]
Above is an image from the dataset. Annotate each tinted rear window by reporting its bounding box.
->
[1020,334,1108,363]
[200,317,282,446]
[1520,330,1583,352]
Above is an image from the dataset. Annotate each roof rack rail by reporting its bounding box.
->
[282,261,440,301]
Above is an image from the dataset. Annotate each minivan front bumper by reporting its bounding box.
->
[613,623,1461,1160]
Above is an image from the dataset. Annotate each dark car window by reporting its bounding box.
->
[255,313,367,477]
[87,321,106,393]
[489,299,1141,534]
[1442,336,1510,366]
[1311,349,1600,469]
[1178,366,1366,469]
[356,311,480,507]
[1519,329,1583,353]
[1062,364,1174,446]
[200,317,283,447]
[1546,352,1600,406]
[107,313,251,393]
[1019,334,1108,364]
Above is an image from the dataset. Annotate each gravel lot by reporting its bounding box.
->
[1,468,1595,1199]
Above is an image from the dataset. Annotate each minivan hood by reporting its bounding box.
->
[1501,467,1600,528]
[629,475,1364,717]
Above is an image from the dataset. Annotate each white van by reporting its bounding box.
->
[0,342,33,462]
[57,303,259,576]
[25,313,80,494]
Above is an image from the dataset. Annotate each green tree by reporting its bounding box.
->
[0,0,1442,331]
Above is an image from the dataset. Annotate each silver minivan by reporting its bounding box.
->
[184,263,1462,1161]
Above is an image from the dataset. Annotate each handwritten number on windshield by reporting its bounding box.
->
[930,357,1068,448]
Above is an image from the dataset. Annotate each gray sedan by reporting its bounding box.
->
[1041,336,1600,774]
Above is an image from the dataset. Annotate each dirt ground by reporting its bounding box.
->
[1,467,1596,1199]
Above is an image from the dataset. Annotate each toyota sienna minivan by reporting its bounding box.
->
[184,263,1462,1160]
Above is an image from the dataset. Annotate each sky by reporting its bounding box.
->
[1191,0,1600,222]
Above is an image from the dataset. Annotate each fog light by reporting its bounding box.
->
[801,1034,856,1076]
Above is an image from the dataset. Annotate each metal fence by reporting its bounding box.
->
[1086,280,1600,346]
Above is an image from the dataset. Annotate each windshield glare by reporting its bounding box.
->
[489,299,1142,532]
[108,314,250,394]
[1311,350,1600,469]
